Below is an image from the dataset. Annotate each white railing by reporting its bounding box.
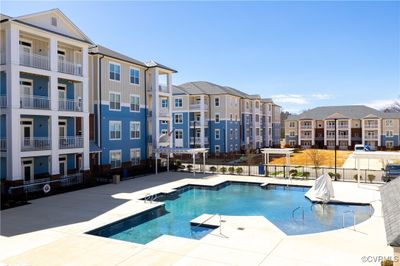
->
[300,135,312,139]
[189,103,209,110]
[20,51,50,70]
[159,108,170,117]
[0,138,6,150]
[190,137,208,144]
[338,135,349,139]
[21,137,51,151]
[365,124,378,129]
[20,95,50,110]
[338,124,349,129]
[58,61,82,76]
[190,120,209,127]
[59,136,83,149]
[58,99,83,112]
[365,135,378,140]
[300,125,312,129]
[158,85,169,93]
[0,95,6,108]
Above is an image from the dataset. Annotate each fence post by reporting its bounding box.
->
[283,165,286,179]
[248,165,250,176]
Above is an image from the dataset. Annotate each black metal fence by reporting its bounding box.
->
[180,163,385,183]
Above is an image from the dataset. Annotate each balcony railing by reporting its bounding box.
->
[338,124,349,129]
[0,95,6,108]
[338,135,349,139]
[58,61,82,76]
[20,95,50,110]
[300,125,312,129]
[189,103,209,110]
[365,135,378,140]
[300,135,312,139]
[190,137,209,144]
[59,99,83,112]
[365,124,378,129]
[0,138,6,151]
[159,108,170,117]
[190,120,209,127]
[159,85,169,93]
[59,136,83,149]
[20,51,50,70]
[21,137,51,151]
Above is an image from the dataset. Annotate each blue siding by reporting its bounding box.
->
[100,104,146,165]
[0,71,6,95]
[34,156,49,175]
[209,120,227,153]
[1,157,6,179]
[226,120,241,152]
[59,117,75,136]
[381,135,399,147]
[67,154,76,170]
[20,73,49,97]
[20,115,50,138]
[58,79,75,100]
[272,123,281,146]
[0,114,5,138]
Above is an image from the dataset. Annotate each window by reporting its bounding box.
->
[109,63,120,81]
[215,129,220,140]
[110,150,121,169]
[235,129,238,139]
[235,144,238,150]
[161,129,168,135]
[215,145,220,154]
[129,67,140,84]
[386,141,394,148]
[289,121,295,128]
[175,114,183,124]
[130,95,140,112]
[256,115,259,122]
[161,99,168,108]
[235,114,238,121]
[130,149,141,166]
[174,98,183,108]
[230,129,233,139]
[385,120,393,127]
[215,114,220,123]
[289,131,295,137]
[230,114,233,121]
[175,130,183,139]
[386,130,393,137]
[246,102,249,109]
[109,92,121,111]
[214,97,220,107]
[289,140,295,147]
[51,17,57,27]
[130,122,140,139]
[256,102,259,108]
[161,120,168,124]
[109,121,121,140]
[327,131,335,137]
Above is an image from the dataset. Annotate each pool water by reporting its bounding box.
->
[88,182,371,244]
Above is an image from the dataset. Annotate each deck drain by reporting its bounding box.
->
[237,227,245,230]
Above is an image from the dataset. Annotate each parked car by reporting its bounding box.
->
[354,144,372,151]
[383,164,400,182]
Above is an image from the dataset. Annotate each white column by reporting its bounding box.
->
[361,119,365,145]
[151,68,159,150]
[348,119,351,147]
[82,46,89,113]
[167,73,173,147]
[82,113,90,170]
[324,120,327,146]
[49,38,57,72]
[50,115,59,175]
[311,120,315,146]
[377,119,381,147]
[200,95,205,148]
[6,24,22,180]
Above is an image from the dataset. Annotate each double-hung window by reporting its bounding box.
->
[130,95,140,112]
[109,121,121,140]
[129,67,140,85]
[215,114,220,123]
[109,92,121,111]
[161,99,168,108]
[110,150,121,169]
[130,122,140,139]
[214,97,220,107]
[215,129,220,140]
[175,114,183,124]
[130,149,141,166]
[175,98,183,108]
[109,63,120,81]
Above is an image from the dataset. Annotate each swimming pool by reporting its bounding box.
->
[88,182,371,244]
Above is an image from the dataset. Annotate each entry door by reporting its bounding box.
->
[58,86,66,110]
[21,120,33,149]
[19,41,32,65]
[20,80,33,107]
[58,50,66,71]
[59,157,67,177]
[175,130,183,148]
[21,159,34,182]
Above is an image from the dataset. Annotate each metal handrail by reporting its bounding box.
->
[191,213,223,239]
[292,206,305,222]
[8,174,83,193]
[342,210,356,230]
[143,193,158,203]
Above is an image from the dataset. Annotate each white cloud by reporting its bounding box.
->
[311,94,332,100]
[272,94,308,104]
[362,99,396,110]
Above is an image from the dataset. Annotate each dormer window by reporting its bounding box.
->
[51,17,58,27]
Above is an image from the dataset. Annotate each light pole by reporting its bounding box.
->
[334,118,337,178]
[193,120,196,148]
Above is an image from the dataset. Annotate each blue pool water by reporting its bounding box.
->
[88,182,371,244]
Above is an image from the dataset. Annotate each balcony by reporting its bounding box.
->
[58,60,82,76]
[20,51,50,70]
[300,135,312,139]
[158,85,169,93]
[159,108,170,117]
[21,137,51,151]
[300,125,312,129]
[190,120,208,128]
[59,136,83,149]
[190,137,209,145]
[0,138,6,151]
[338,135,349,139]
[20,95,50,110]
[365,135,378,140]
[338,124,349,129]
[365,124,378,129]
[0,95,6,108]
[59,99,83,112]
[189,103,209,110]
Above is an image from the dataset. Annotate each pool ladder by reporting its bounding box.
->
[144,193,158,203]
[292,206,305,223]
[342,210,356,231]
[191,213,224,239]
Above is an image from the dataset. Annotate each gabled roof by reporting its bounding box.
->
[3,9,93,44]
[89,45,147,67]
[178,81,252,98]
[381,177,400,247]
[287,105,400,120]
[146,60,177,73]
[172,85,188,95]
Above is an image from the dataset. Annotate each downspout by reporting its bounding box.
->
[98,54,105,150]
[144,68,148,159]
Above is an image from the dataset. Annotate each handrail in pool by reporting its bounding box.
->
[191,213,223,239]
[292,206,305,223]
[342,210,356,230]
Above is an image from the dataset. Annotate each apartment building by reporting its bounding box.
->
[88,46,176,174]
[285,105,400,150]
[172,81,281,154]
[0,9,92,185]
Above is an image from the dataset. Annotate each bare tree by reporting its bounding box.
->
[383,96,400,113]
[305,149,323,178]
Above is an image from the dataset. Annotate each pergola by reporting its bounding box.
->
[260,148,294,166]
[154,148,208,176]
[352,151,400,186]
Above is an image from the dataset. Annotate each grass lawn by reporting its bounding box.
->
[270,149,352,167]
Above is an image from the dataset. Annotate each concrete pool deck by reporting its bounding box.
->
[0,172,392,266]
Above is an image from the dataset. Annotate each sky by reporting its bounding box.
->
[2,1,399,113]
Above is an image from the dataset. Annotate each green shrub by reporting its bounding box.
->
[367,174,376,183]
[220,167,227,174]
[328,172,341,181]
[302,172,310,179]
[187,165,193,171]
[210,166,217,173]
[289,169,298,177]
[353,174,362,181]
[236,167,243,175]
[228,166,235,174]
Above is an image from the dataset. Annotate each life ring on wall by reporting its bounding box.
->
[43,184,51,194]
